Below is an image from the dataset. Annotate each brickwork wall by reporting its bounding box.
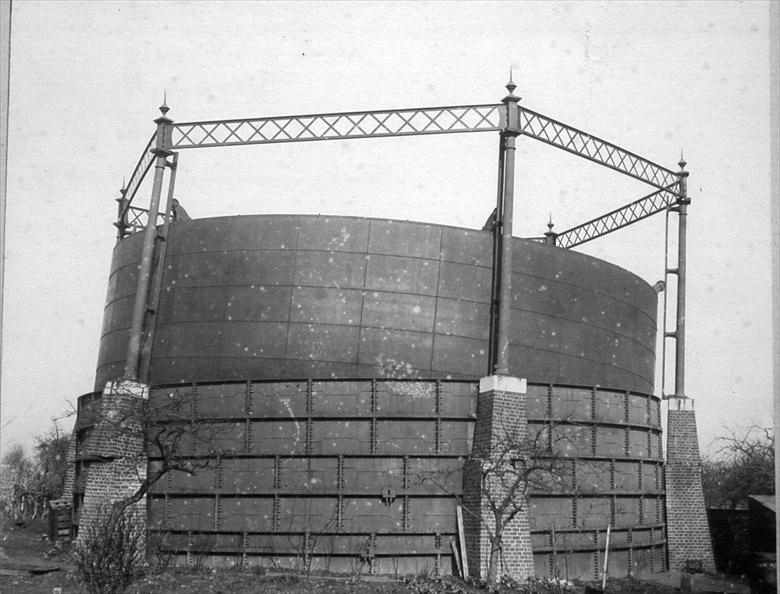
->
[664,405,715,572]
[80,382,146,460]
[77,380,148,544]
[48,430,78,539]
[462,376,534,580]
[462,458,488,577]
[53,430,77,509]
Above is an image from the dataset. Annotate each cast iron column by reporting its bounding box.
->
[139,152,179,383]
[488,136,505,373]
[495,78,521,375]
[124,100,173,380]
[674,156,689,396]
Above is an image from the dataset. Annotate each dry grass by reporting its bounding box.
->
[1,518,686,594]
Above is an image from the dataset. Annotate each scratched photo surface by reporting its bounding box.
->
[0,1,775,584]
[3,0,772,454]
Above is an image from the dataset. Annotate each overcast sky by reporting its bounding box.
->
[1,1,774,455]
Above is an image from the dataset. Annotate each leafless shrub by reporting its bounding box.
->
[71,504,146,594]
[146,528,175,574]
[187,530,216,571]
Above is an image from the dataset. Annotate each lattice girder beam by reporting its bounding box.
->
[516,107,680,195]
[555,185,681,249]
[170,104,503,149]
[165,103,678,195]
[123,134,155,205]
[117,99,682,242]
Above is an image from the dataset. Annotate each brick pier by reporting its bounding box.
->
[76,379,148,542]
[462,375,535,580]
[664,397,715,572]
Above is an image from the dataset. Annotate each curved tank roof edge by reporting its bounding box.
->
[116,212,655,291]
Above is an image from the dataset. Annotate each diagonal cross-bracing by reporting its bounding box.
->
[555,186,679,249]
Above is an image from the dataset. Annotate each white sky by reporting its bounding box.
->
[1,1,774,456]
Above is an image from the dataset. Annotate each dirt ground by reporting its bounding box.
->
[0,518,448,593]
[0,517,687,594]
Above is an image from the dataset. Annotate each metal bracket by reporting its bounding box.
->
[381,487,396,505]
[360,534,375,562]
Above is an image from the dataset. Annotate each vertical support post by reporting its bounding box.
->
[124,100,173,380]
[494,76,521,375]
[664,152,714,572]
[139,152,179,383]
[488,136,505,373]
[673,155,689,397]
[661,206,671,398]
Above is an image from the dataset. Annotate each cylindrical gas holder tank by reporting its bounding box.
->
[97,215,656,392]
[89,215,663,578]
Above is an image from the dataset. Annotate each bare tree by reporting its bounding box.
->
[71,384,229,592]
[1,443,36,519]
[0,421,70,520]
[34,422,70,509]
[474,419,577,584]
[419,416,585,584]
[702,425,774,508]
[78,383,226,514]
